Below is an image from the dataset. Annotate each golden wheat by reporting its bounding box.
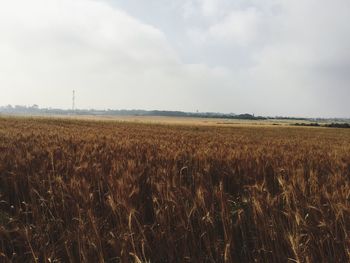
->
[0,117,349,262]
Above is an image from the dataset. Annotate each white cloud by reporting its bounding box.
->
[197,0,220,17]
[0,0,177,66]
[181,0,350,117]
[207,8,259,45]
[0,0,233,111]
[0,0,349,117]
[247,0,350,116]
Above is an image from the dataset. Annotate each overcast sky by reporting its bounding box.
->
[0,0,349,117]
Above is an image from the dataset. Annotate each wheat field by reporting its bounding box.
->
[0,117,349,262]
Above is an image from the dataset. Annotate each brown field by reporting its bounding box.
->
[10,114,308,127]
[0,116,349,262]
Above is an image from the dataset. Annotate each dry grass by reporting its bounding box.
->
[0,117,349,262]
[18,114,299,127]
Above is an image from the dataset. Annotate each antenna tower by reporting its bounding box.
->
[72,90,75,111]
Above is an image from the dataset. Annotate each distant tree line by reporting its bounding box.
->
[0,105,266,120]
[293,122,350,128]
[1,105,349,123]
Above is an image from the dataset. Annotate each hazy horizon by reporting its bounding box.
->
[1,0,349,118]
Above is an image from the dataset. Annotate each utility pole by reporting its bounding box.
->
[72,90,75,111]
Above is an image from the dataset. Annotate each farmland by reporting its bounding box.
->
[0,116,349,262]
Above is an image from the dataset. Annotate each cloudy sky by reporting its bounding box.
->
[0,0,349,117]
